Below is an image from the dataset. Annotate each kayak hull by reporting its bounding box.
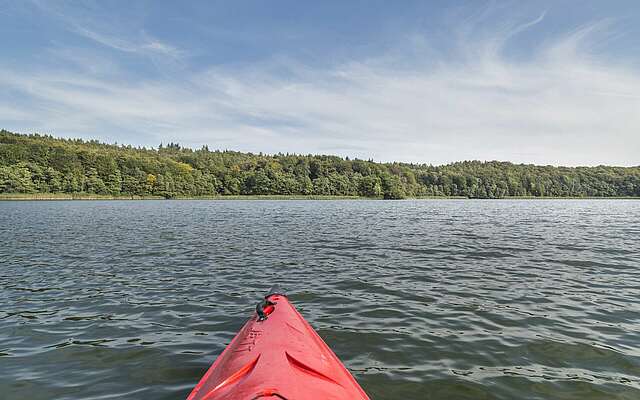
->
[187,291,370,400]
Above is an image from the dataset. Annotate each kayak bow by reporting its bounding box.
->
[187,286,370,400]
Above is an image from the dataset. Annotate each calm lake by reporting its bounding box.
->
[1,199,639,399]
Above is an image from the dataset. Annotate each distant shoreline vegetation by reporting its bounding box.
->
[1,194,639,201]
[1,130,639,200]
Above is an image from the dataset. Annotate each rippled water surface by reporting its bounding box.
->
[1,199,640,400]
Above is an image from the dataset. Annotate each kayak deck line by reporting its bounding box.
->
[200,355,261,400]
[187,287,370,400]
[284,351,343,386]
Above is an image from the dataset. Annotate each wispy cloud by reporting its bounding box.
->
[1,6,639,166]
[72,25,181,58]
[29,0,182,59]
[0,105,30,121]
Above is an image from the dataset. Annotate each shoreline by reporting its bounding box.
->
[1,193,639,201]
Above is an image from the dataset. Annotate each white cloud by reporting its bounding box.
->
[0,105,29,121]
[1,12,639,166]
[72,25,181,57]
[29,0,183,59]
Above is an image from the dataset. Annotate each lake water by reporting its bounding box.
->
[1,199,639,400]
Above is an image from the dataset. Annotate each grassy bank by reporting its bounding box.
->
[497,196,640,200]
[172,194,363,200]
[0,193,362,201]
[2,193,639,201]
[0,193,164,200]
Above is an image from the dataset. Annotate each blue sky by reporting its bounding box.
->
[1,0,639,166]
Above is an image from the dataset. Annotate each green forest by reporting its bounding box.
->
[1,130,639,199]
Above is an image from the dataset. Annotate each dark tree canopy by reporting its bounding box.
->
[1,130,639,199]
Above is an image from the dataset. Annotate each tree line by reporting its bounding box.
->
[1,130,639,199]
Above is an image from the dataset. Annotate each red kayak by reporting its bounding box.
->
[187,286,370,400]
